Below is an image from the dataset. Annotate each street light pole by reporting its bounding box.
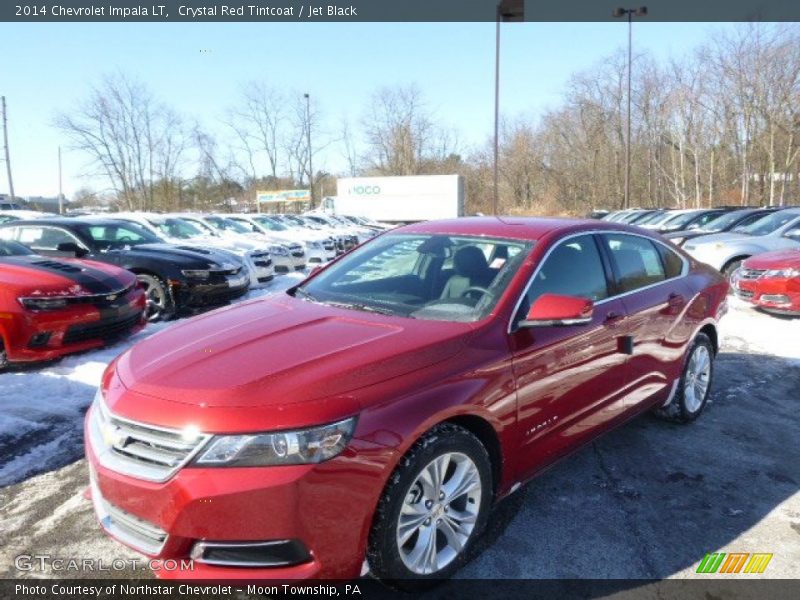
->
[493,4,501,216]
[613,6,647,210]
[58,146,63,215]
[304,93,314,210]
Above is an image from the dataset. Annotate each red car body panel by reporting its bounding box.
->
[0,256,146,363]
[84,218,727,580]
[733,249,800,314]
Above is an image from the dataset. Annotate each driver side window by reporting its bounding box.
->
[525,235,610,306]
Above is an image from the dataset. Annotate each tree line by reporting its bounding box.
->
[58,23,800,216]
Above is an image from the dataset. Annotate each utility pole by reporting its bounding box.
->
[58,146,64,214]
[612,7,647,210]
[2,96,15,201]
[304,93,314,210]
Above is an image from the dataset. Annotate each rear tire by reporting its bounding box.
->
[368,423,492,590]
[654,333,715,423]
[136,274,174,322]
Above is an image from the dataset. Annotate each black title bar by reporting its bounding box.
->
[3,0,800,22]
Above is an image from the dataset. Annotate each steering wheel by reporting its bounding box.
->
[461,286,490,301]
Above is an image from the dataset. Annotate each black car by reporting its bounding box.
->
[662,208,781,246]
[0,218,250,321]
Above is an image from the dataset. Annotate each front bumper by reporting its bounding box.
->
[84,404,397,580]
[1,290,146,363]
[732,272,800,314]
[173,277,249,311]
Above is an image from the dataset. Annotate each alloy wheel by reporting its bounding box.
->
[396,452,482,575]
[136,275,168,322]
[684,344,711,413]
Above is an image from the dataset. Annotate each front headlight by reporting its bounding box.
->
[19,296,69,311]
[181,269,211,281]
[764,268,800,278]
[270,245,289,256]
[193,417,357,467]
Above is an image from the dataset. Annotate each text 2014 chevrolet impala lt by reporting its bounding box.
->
[85,218,728,585]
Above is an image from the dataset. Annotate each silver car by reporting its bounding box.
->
[683,208,800,277]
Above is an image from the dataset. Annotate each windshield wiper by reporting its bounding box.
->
[325,300,396,316]
[293,287,317,302]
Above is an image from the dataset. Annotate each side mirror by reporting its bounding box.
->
[57,242,88,257]
[518,293,594,328]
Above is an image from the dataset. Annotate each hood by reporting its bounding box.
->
[743,249,800,270]
[683,232,753,248]
[115,244,240,268]
[0,255,131,294]
[116,294,471,409]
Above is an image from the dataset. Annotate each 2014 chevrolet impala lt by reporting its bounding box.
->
[85,218,728,585]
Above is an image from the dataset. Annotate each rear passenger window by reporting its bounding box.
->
[658,244,684,279]
[603,234,666,293]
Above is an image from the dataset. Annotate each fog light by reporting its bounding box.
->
[28,332,52,348]
[190,539,312,568]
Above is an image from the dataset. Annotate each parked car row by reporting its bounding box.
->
[0,209,387,370]
[601,206,800,316]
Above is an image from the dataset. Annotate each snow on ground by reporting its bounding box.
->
[0,273,305,487]
[721,296,800,362]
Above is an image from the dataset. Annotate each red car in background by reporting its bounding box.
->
[732,249,800,316]
[0,239,146,369]
[85,218,727,586]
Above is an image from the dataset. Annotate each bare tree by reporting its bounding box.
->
[55,74,186,211]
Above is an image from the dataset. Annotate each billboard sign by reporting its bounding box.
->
[256,189,310,203]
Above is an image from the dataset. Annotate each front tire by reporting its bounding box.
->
[0,340,8,372]
[654,333,715,423]
[368,423,492,588]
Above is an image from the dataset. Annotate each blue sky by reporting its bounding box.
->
[0,21,736,197]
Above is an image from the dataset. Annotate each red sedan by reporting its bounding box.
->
[732,249,800,315]
[0,240,146,369]
[85,218,727,585]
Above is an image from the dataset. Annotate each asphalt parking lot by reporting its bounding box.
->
[0,296,798,581]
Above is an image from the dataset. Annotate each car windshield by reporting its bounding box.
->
[0,239,33,256]
[207,216,251,234]
[696,211,743,232]
[294,233,532,323]
[151,217,205,239]
[661,211,702,228]
[254,216,288,231]
[735,211,800,236]
[643,211,677,226]
[80,222,162,249]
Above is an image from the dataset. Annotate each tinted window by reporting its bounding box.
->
[603,234,666,292]
[526,235,609,304]
[657,244,684,279]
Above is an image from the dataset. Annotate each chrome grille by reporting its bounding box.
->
[738,268,765,280]
[88,393,210,483]
[735,288,754,300]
